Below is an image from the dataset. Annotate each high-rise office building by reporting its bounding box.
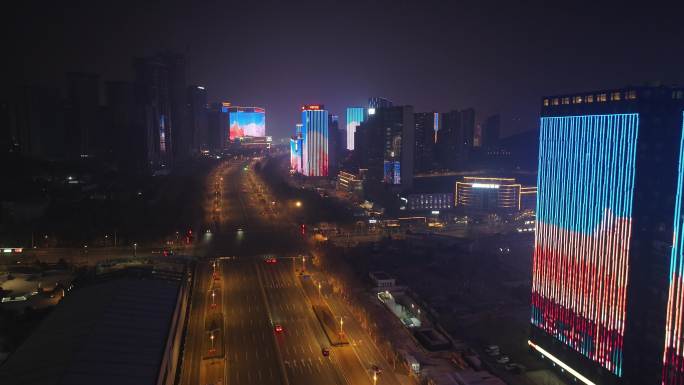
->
[187,85,208,153]
[355,105,414,189]
[460,108,475,147]
[346,107,366,150]
[290,123,303,173]
[207,102,230,151]
[158,52,189,161]
[105,81,137,169]
[531,86,684,385]
[368,97,393,112]
[2,86,65,159]
[134,56,173,169]
[328,114,341,176]
[482,114,500,149]
[133,52,188,170]
[414,112,439,173]
[301,104,329,177]
[436,110,463,170]
[66,72,100,158]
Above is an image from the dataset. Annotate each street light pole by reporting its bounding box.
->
[133,243,137,257]
[340,317,344,336]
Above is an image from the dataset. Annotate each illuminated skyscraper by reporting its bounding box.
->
[414,112,439,173]
[355,105,414,189]
[531,86,684,385]
[290,124,303,173]
[346,107,366,150]
[301,105,329,177]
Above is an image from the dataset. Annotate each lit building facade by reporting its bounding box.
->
[455,177,535,213]
[405,193,453,211]
[346,107,366,150]
[290,124,303,173]
[531,86,684,385]
[301,105,329,177]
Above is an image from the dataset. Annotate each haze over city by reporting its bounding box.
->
[2,2,684,385]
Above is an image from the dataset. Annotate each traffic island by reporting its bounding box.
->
[311,304,349,346]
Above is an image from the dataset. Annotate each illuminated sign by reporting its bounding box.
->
[431,211,440,215]
[221,101,231,107]
[302,104,324,111]
[368,108,376,115]
[472,183,500,189]
[197,86,205,90]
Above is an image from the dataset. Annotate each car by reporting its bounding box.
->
[322,348,330,357]
[274,324,284,333]
[496,356,510,364]
[265,257,277,264]
[371,364,382,374]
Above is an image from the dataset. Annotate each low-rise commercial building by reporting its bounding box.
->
[455,176,536,214]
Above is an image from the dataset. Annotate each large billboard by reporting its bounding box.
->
[531,114,639,377]
[229,107,266,140]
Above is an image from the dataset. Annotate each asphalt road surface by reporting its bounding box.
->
[180,159,403,385]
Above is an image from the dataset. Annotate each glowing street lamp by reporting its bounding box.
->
[295,201,302,208]
[211,290,216,306]
[340,317,344,336]
[210,332,215,351]
[302,256,306,271]
[133,243,138,257]
[373,372,378,385]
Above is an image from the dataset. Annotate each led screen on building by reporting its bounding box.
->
[229,107,266,140]
[346,107,365,150]
[290,137,302,173]
[383,160,401,185]
[663,113,684,384]
[531,114,639,377]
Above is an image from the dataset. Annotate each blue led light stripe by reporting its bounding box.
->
[531,113,639,377]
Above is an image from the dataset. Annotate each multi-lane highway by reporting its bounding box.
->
[180,158,403,385]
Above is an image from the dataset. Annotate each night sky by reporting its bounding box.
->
[5,1,684,140]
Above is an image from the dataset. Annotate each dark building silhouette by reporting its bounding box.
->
[104,81,137,169]
[328,113,341,176]
[66,72,100,159]
[207,102,229,151]
[1,86,65,159]
[531,86,684,385]
[436,110,464,170]
[159,53,189,161]
[482,114,500,149]
[356,105,414,190]
[414,112,439,173]
[187,85,208,153]
[134,56,172,170]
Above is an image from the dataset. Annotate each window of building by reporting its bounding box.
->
[673,90,684,100]
[597,93,607,102]
[626,90,637,100]
[562,97,570,105]
[552,98,559,106]
[586,95,594,103]
[573,96,583,104]
[610,91,622,101]
[543,99,549,106]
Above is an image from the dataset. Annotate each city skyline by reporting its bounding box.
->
[5,1,684,140]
